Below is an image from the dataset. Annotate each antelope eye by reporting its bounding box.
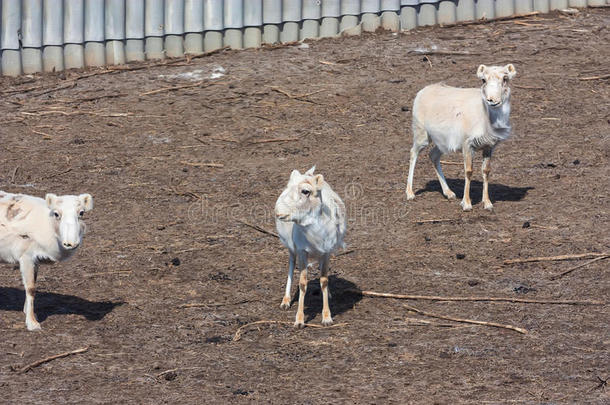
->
[53,211,61,219]
[503,76,508,83]
[301,189,311,196]
[79,210,85,217]
[481,78,486,84]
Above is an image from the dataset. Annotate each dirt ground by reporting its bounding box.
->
[0,8,608,404]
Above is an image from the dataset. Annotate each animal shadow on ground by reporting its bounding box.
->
[418,179,534,204]
[289,275,362,324]
[0,287,123,324]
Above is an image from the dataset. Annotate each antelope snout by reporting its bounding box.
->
[62,241,79,250]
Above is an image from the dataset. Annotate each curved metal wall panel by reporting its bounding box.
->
[64,0,84,44]
[225,0,244,28]
[2,0,22,50]
[165,0,185,34]
[302,0,321,20]
[263,0,282,24]
[283,0,302,22]
[85,0,105,41]
[125,0,145,39]
[42,0,64,46]
[204,0,224,30]
[244,0,263,26]
[322,0,341,17]
[185,0,205,32]
[105,0,125,40]
[362,0,382,12]
[22,0,43,48]
[381,0,402,10]
[342,0,362,14]
[145,0,165,37]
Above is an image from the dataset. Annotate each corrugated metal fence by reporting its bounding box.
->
[1,0,607,76]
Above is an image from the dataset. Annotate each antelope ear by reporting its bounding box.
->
[504,64,516,79]
[289,169,301,182]
[45,193,58,208]
[79,194,94,212]
[477,64,487,79]
[305,166,316,176]
[313,174,324,189]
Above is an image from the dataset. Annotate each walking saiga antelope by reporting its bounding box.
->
[275,166,346,328]
[406,64,517,211]
[0,191,93,330]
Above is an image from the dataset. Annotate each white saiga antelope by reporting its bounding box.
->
[0,191,93,330]
[406,64,517,211]
[275,167,346,328]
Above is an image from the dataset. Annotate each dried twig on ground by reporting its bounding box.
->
[404,304,527,334]
[17,347,89,374]
[139,80,205,96]
[504,252,608,265]
[233,320,347,341]
[578,73,610,81]
[346,289,604,306]
[408,50,481,56]
[513,85,546,90]
[439,160,463,165]
[269,86,325,102]
[179,161,224,168]
[179,299,255,308]
[414,218,459,225]
[550,255,610,280]
[440,11,540,28]
[40,168,72,180]
[237,219,279,238]
[249,137,301,144]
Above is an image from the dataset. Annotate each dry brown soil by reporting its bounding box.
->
[0,8,609,405]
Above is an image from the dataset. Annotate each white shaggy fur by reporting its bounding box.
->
[406,64,517,211]
[0,191,93,330]
[275,166,346,328]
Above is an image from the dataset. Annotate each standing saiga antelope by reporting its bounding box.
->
[275,167,346,328]
[406,64,517,211]
[0,191,93,330]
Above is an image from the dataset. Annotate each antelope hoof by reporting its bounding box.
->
[460,200,472,211]
[445,190,456,200]
[294,320,305,329]
[484,202,494,211]
[406,188,415,200]
[26,320,41,331]
[321,317,334,327]
[280,297,291,310]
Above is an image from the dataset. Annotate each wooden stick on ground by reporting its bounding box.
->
[404,304,527,334]
[249,137,301,144]
[18,347,89,374]
[414,218,459,225]
[179,161,224,168]
[233,320,347,341]
[179,299,255,309]
[504,252,608,265]
[578,74,610,81]
[439,11,540,28]
[550,255,610,281]
[139,80,205,96]
[346,289,604,306]
[237,219,279,238]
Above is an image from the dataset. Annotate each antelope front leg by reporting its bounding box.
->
[482,148,493,210]
[319,255,333,326]
[19,257,41,331]
[280,251,296,309]
[294,251,308,328]
[461,146,474,211]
